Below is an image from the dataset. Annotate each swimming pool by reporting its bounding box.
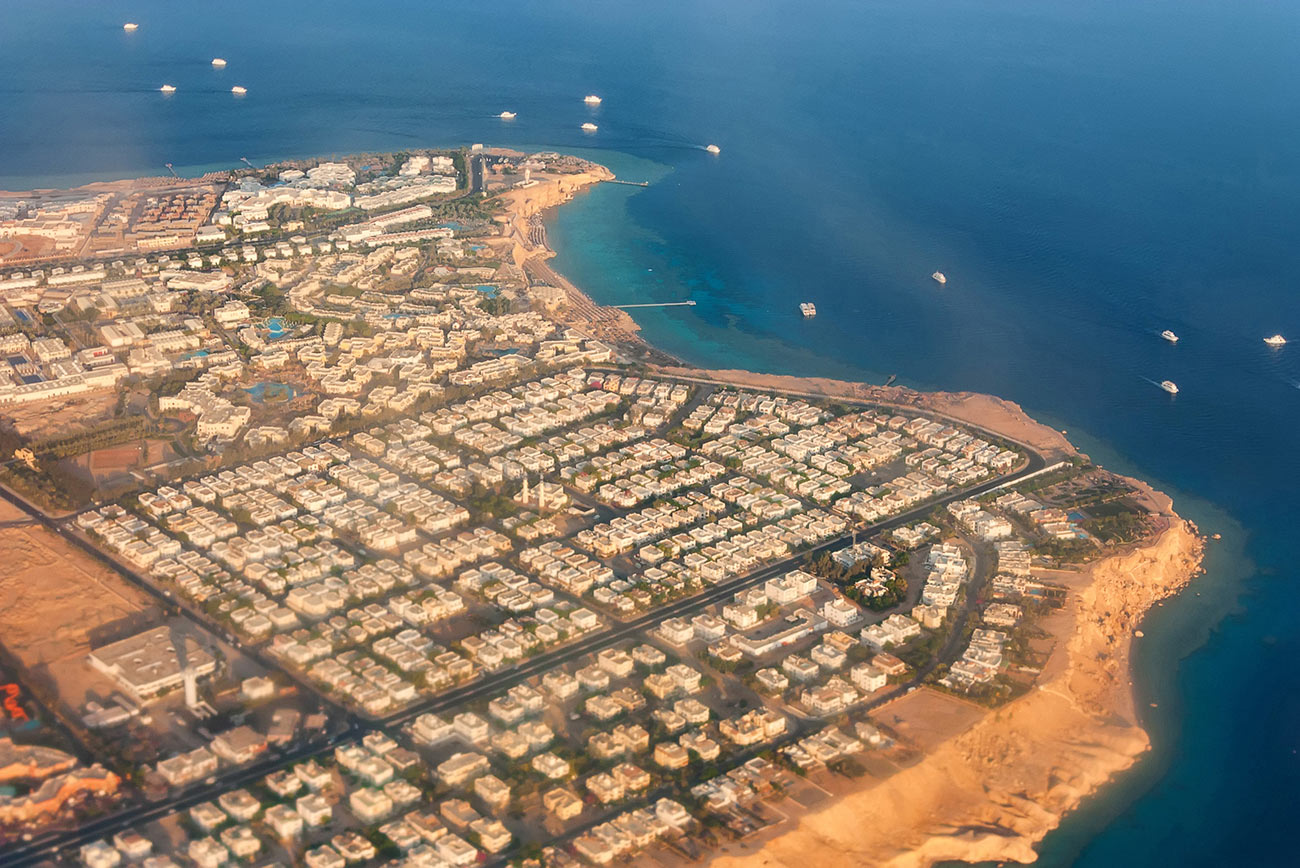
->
[243,381,298,403]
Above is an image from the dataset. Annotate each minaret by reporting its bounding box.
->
[537,479,547,511]
[521,477,531,504]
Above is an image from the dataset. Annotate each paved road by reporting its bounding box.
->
[0,428,1047,865]
[437,530,1012,868]
[2,725,359,867]
[0,482,357,725]
[469,153,485,195]
[381,443,1044,722]
[31,148,486,277]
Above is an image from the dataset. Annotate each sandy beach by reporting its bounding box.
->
[487,159,681,363]
[0,151,1207,865]
[495,170,1207,866]
[705,517,1201,868]
[623,368,1203,867]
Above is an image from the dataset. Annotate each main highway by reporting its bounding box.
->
[0,433,1050,866]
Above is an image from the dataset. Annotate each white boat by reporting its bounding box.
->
[1264,334,1287,347]
[705,144,721,155]
[211,58,227,67]
[159,84,177,94]
[123,22,139,32]
[932,271,947,284]
[499,111,516,120]
[1159,380,1179,395]
[583,94,602,105]
[231,86,247,95]
[1161,329,1179,343]
[800,302,817,317]
[581,122,598,132]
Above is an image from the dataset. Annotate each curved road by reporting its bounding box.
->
[0,401,1051,865]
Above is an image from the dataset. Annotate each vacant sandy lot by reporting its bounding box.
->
[0,500,155,708]
[5,391,118,437]
[873,688,988,753]
[0,233,57,262]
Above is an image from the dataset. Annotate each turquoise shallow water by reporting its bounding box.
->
[3,1,1299,863]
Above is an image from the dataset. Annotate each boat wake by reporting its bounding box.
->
[341,125,425,141]
[1141,376,1180,395]
[603,123,705,151]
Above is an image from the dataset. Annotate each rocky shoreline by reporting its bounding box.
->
[704,516,1201,868]
[519,161,1206,867]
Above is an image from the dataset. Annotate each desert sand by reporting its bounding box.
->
[0,153,1204,864]
[0,500,155,708]
[5,391,118,438]
[482,172,1206,865]
[0,172,230,199]
[618,368,1201,867]
[708,517,1201,868]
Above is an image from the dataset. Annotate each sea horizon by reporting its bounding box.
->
[2,1,1298,864]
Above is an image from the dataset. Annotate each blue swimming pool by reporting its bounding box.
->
[243,381,298,403]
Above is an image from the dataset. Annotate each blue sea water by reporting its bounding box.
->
[2,1,1299,863]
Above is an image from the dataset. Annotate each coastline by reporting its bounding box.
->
[6,1,1290,862]
[525,159,1206,866]
[644,367,1078,463]
[0,150,1210,865]
[486,156,683,366]
[701,518,1202,868]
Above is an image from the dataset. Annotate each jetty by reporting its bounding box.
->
[606,179,650,187]
[610,301,696,309]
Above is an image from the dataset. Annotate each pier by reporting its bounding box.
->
[609,300,696,309]
[606,179,650,187]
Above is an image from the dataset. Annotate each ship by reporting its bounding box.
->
[231,85,247,95]
[1161,329,1179,343]
[800,302,817,317]
[211,58,227,67]
[499,111,516,120]
[706,144,721,154]
[159,84,177,94]
[1159,380,1179,395]
[1264,334,1287,347]
[583,94,603,105]
[581,122,598,132]
[123,22,139,32]
[932,271,947,284]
